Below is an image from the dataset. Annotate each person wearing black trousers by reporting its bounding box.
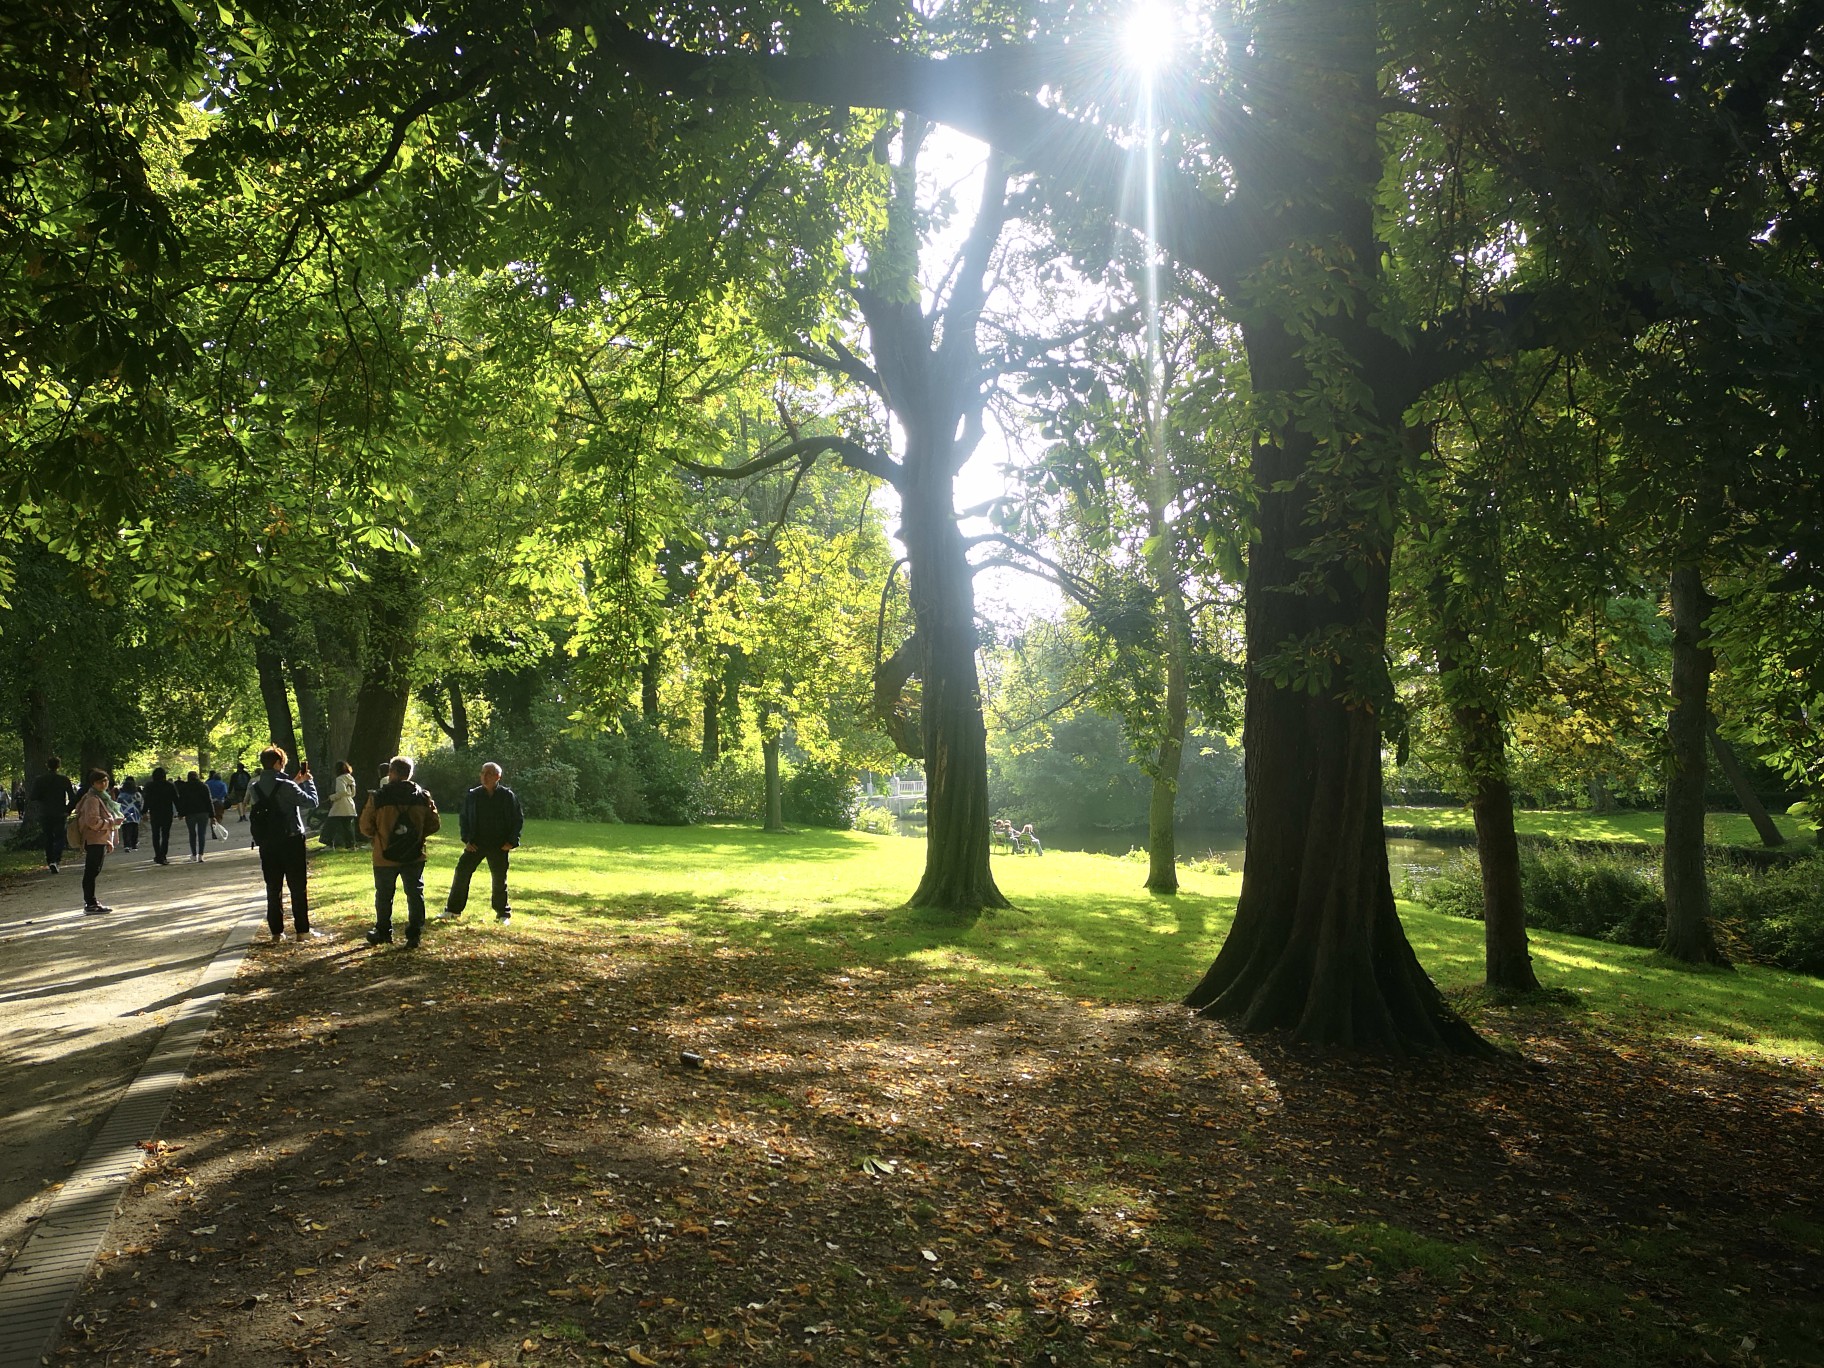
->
[69,768,121,913]
[248,745,320,942]
[440,762,525,924]
[142,766,179,865]
[29,755,76,873]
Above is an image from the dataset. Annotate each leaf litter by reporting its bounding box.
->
[53,920,1824,1365]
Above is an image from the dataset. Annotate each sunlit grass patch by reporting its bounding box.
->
[304,821,1824,1062]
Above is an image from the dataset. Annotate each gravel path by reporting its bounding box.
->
[0,827,271,1277]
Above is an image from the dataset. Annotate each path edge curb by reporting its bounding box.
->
[0,909,263,1367]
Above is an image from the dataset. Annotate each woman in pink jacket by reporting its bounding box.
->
[70,768,122,914]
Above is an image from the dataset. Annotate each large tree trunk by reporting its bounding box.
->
[1182,8,1480,1048]
[347,551,424,790]
[1706,715,1784,847]
[292,667,327,774]
[22,686,53,783]
[899,455,1005,911]
[1184,526,1479,1049]
[1662,566,1729,966]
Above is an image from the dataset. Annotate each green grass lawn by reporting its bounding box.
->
[309,820,1824,1062]
[1386,803,1815,848]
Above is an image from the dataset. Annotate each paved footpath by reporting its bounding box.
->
[0,825,279,1365]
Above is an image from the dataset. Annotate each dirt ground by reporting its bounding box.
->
[49,917,1824,1366]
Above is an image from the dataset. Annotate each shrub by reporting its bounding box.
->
[1710,855,1824,975]
[851,803,897,836]
[621,720,702,825]
[1519,845,1665,946]
[514,761,580,820]
[1421,842,1824,975]
[1416,851,1486,921]
[783,760,860,829]
[700,754,766,822]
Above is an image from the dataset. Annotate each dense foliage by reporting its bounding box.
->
[1422,845,1824,976]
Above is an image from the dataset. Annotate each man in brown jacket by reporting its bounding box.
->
[357,755,442,948]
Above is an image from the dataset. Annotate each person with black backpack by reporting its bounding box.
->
[357,755,442,948]
[248,745,320,942]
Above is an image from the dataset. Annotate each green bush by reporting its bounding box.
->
[851,803,897,836]
[414,714,703,828]
[700,754,765,821]
[1421,843,1824,975]
[620,720,702,825]
[1711,856,1824,975]
[1518,845,1665,946]
[782,760,859,829]
[1415,851,1486,921]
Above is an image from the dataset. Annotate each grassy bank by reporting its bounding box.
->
[1385,804,1814,848]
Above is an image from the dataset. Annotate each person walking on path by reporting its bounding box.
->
[440,761,524,924]
[358,756,441,948]
[322,760,359,849]
[143,765,178,864]
[30,755,76,873]
[205,770,229,822]
[115,776,145,851]
[70,768,123,913]
[248,745,320,942]
[226,762,251,820]
[176,770,213,862]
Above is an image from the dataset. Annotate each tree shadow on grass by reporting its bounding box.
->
[534,884,1239,1003]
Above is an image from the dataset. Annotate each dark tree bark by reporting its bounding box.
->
[1430,608,1540,993]
[640,647,662,725]
[762,730,784,831]
[1451,692,1539,993]
[1706,715,1784,847]
[1183,7,1483,1049]
[1144,476,1190,895]
[896,453,1002,908]
[845,131,1009,913]
[22,686,53,784]
[251,609,300,763]
[306,591,363,770]
[1662,566,1730,966]
[347,550,424,791]
[701,679,722,764]
[428,682,472,752]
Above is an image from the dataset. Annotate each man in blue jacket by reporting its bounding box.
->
[441,762,524,924]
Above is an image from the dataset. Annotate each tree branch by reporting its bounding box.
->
[564,6,1259,290]
[788,340,887,398]
[966,532,1099,606]
[671,434,903,489]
